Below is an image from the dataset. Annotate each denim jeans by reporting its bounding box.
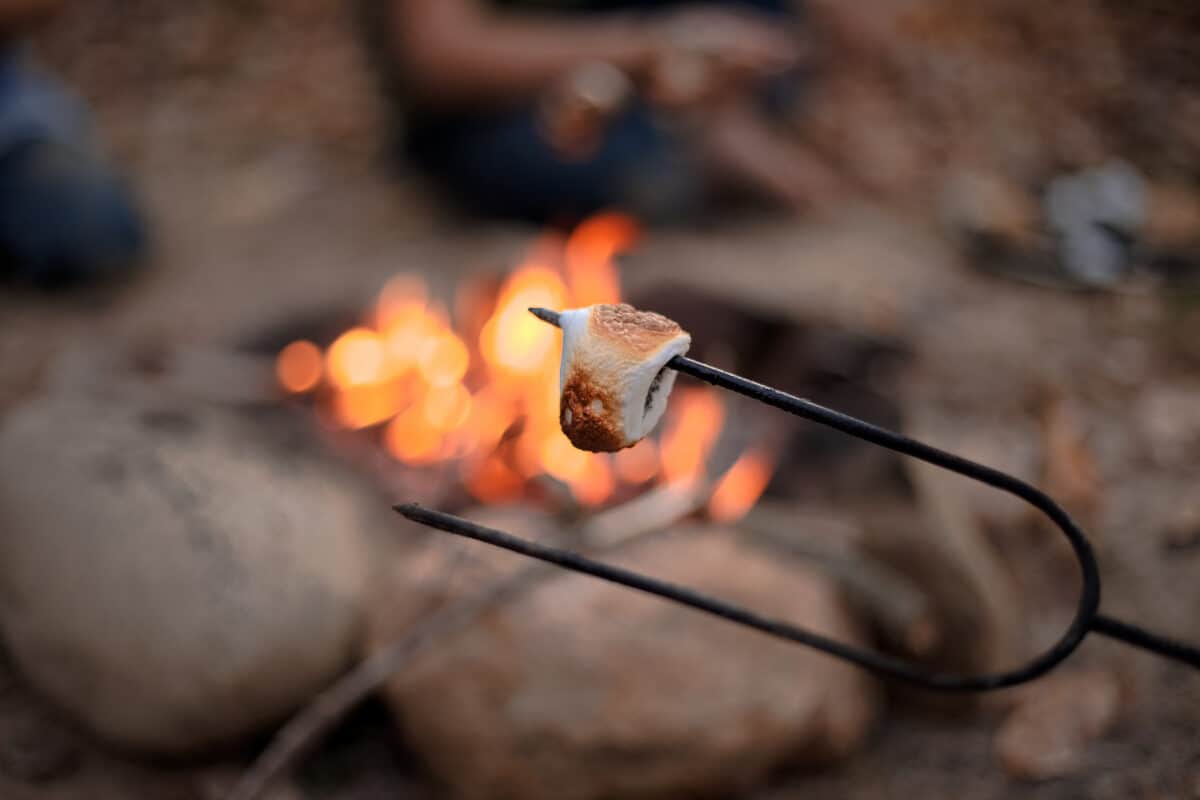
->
[0,49,145,286]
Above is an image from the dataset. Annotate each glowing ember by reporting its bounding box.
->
[275,215,773,515]
[276,340,323,394]
[708,449,774,523]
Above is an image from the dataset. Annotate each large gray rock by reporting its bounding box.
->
[0,391,382,754]
[373,526,878,800]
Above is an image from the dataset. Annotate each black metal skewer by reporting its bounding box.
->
[395,306,1200,691]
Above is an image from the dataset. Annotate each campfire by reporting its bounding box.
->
[274,213,773,522]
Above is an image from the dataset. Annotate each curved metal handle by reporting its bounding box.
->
[394,310,1200,690]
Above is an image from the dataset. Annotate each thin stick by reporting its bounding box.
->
[1091,614,1200,668]
[225,581,524,800]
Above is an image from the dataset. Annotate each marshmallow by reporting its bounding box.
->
[557,304,691,452]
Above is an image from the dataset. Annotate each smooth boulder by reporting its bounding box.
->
[0,391,382,754]
[372,525,879,800]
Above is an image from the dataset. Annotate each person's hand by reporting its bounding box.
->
[645,7,804,108]
[537,61,635,159]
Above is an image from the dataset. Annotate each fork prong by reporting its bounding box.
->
[528,307,562,327]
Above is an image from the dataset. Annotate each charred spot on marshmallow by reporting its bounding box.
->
[561,370,624,452]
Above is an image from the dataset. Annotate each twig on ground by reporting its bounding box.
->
[225,523,671,800]
[581,481,710,547]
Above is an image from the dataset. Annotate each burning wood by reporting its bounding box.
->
[582,482,710,547]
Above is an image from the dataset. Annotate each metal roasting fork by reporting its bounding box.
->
[395,306,1200,691]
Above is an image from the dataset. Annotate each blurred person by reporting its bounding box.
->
[374,0,851,223]
[0,0,145,287]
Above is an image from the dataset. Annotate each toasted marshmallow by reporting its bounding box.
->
[557,304,691,452]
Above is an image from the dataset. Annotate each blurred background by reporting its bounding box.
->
[0,1,1198,798]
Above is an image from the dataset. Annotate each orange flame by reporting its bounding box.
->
[659,388,726,486]
[573,454,615,507]
[375,274,428,330]
[275,215,772,517]
[422,382,472,431]
[708,449,774,523]
[565,212,638,306]
[333,383,402,430]
[327,327,388,389]
[418,333,470,387]
[479,265,567,376]
[463,454,524,504]
[385,406,443,464]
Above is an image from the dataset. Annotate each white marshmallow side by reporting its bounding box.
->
[557,307,593,394]
[621,338,689,442]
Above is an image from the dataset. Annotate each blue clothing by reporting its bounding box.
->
[0,49,145,286]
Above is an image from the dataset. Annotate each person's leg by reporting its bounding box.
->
[0,139,145,286]
[0,51,146,287]
[407,104,706,225]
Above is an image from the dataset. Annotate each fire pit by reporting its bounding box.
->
[266,213,914,541]
[271,214,817,528]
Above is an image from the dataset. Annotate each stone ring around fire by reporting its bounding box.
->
[555,303,691,452]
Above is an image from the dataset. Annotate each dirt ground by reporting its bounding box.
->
[1,1,1198,798]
